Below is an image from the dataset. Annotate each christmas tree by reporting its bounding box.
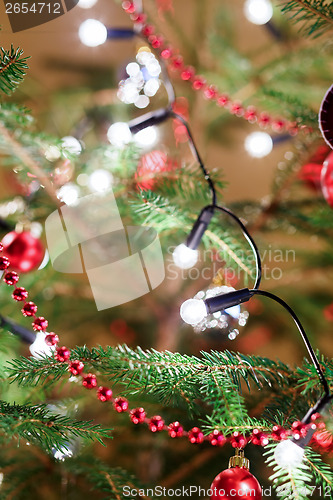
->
[0,1,333,498]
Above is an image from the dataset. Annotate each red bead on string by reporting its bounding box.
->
[32,317,48,331]
[209,430,226,447]
[55,346,71,362]
[0,256,10,270]
[168,421,184,438]
[188,427,204,444]
[113,397,129,413]
[130,407,146,424]
[12,287,28,301]
[149,415,164,432]
[45,333,59,346]
[69,360,84,376]
[3,271,19,285]
[230,431,247,448]
[97,386,113,402]
[22,302,38,317]
[82,373,97,389]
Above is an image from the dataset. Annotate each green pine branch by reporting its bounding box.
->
[265,442,333,499]
[0,46,29,96]
[279,0,333,38]
[7,346,297,417]
[67,458,159,500]
[0,400,112,452]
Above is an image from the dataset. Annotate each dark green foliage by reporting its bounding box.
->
[279,0,333,38]
[0,46,29,95]
[0,401,112,452]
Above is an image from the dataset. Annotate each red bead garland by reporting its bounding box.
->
[12,287,28,301]
[0,244,330,453]
[121,2,312,136]
[188,427,204,444]
[97,386,113,402]
[82,373,97,389]
[45,333,59,346]
[69,360,84,376]
[130,407,146,424]
[3,271,19,285]
[21,302,38,317]
[55,346,71,362]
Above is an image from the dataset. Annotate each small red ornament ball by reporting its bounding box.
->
[321,151,333,207]
[210,467,262,500]
[2,231,44,273]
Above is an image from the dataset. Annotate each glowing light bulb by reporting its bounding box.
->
[107,122,132,147]
[225,304,241,319]
[52,444,74,461]
[244,131,273,158]
[244,0,273,25]
[126,62,141,77]
[274,440,305,469]
[77,0,98,8]
[144,78,160,97]
[135,95,150,109]
[134,126,158,147]
[180,299,207,325]
[45,145,61,161]
[57,183,80,206]
[61,136,82,156]
[78,19,107,47]
[173,244,199,269]
[29,332,55,359]
[88,169,113,193]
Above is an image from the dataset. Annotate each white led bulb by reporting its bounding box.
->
[180,299,207,325]
[173,244,199,269]
[274,440,305,469]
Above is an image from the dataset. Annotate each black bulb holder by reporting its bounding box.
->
[0,315,36,344]
[106,28,136,39]
[186,206,215,250]
[128,107,172,134]
[204,288,253,315]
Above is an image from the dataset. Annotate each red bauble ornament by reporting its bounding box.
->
[298,144,330,191]
[2,231,44,273]
[210,467,262,500]
[136,150,177,191]
[321,151,333,207]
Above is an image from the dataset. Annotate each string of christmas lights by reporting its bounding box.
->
[0,248,331,460]
[121,0,314,137]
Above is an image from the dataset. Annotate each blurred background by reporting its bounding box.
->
[0,0,333,497]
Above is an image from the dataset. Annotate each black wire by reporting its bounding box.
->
[250,289,330,397]
[213,204,262,289]
[170,111,217,206]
